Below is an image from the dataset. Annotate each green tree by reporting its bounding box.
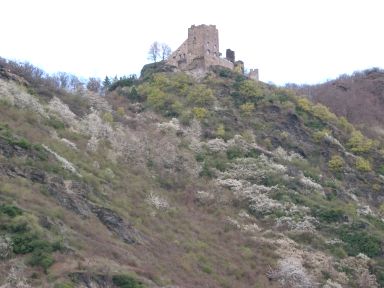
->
[102,76,111,89]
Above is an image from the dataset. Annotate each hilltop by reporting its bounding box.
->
[291,68,384,140]
[0,58,384,288]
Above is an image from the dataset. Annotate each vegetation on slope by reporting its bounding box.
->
[0,59,384,287]
[290,67,384,141]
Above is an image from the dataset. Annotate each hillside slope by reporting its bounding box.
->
[295,68,384,140]
[0,60,384,287]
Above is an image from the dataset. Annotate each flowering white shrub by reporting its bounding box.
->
[227,134,250,150]
[47,97,78,127]
[267,257,314,288]
[275,216,318,233]
[242,223,261,233]
[340,256,379,288]
[205,138,228,152]
[85,91,112,112]
[300,175,323,190]
[146,192,169,210]
[325,239,343,245]
[226,217,241,229]
[195,190,214,202]
[274,146,303,161]
[323,279,343,288]
[324,134,344,150]
[0,265,31,288]
[239,210,252,219]
[216,178,243,191]
[225,217,260,233]
[157,118,180,131]
[0,235,12,259]
[60,138,77,150]
[220,155,286,182]
[86,135,99,152]
[80,109,113,139]
[357,205,374,216]
[247,192,283,215]
[0,79,46,117]
[42,145,80,176]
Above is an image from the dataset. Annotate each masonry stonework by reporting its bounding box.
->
[167,24,258,80]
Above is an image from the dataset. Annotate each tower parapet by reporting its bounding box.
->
[249,69,259,81]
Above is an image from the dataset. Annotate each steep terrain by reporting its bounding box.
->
[292,68,384,140]
[0,59,384,288]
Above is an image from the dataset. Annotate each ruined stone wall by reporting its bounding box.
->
[168,40,188,67]
[187,25,219,57]
[167,24,238,74]
[249,69,259,81]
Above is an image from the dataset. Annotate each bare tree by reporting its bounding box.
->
[86,77,101,93]
[148,41,160,63]
[69,75,83,91]
[161,43,172,61]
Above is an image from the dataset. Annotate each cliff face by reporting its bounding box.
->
[0,61,384,288]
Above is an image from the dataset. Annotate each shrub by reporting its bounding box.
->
[296,97,312,112]
[328,155,345,172]
[12,233,38,254]
[311,103,337,122]
[46,116,66,129]
[338,116,354,133]
[186,85,215,107]
[102,112,113,124]
[355,157,372,172]
[328,244,347,258]
[117,107,125,117]
[216,124,225,139]
[29,249,55,272]
[192,107,208,120]
[112,274,144,288]
[313,129,330,142]
[0,204,22,218]
[378,165,384,175]
[312,207,345,223]
[347,130,373,153]
[239,102,254,115]
[226,146,243,160]
[238,80,264,101]
[339,226,381,257]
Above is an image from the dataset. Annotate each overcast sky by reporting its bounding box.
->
[1,0,383,85]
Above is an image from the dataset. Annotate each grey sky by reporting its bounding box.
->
[1,0,383,85]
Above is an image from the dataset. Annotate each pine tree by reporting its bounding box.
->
[102,76,111,89]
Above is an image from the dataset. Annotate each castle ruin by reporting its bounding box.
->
[167,24,259,80]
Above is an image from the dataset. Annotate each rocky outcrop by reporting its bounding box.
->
[91,206,142,244]
[46,178,142,244]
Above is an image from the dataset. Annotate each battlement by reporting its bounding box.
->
[167,24,258,80]
[249,69,259,81]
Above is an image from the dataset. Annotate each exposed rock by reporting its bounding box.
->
[70,272,112,288]
[47,177,92,217]
[91,206,142,244]
[0,138,29,158]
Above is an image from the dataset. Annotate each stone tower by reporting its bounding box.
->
[167,24,233,73]
[187,25,220,58]
[167,24,259,81]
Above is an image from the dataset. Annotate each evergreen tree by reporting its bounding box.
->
[102,76,111,89]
